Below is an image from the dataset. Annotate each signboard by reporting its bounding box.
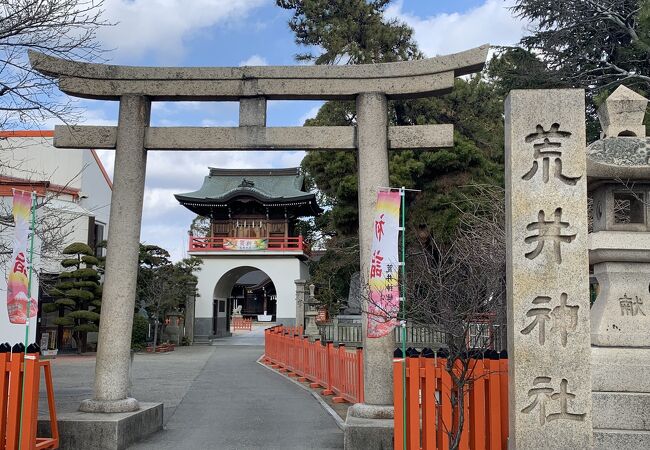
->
[223,238,268,251]
[367,190,401,338]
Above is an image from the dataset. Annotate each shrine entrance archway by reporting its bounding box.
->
[194,256,307,341]
[211,266,277,336]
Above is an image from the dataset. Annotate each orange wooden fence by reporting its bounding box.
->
[1,351,59,450]
[231,317,253,331]
[393,353,508,450]
[263,326,364,404]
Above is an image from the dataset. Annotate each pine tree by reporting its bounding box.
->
[43,242,102,353]
[277,0,505,301]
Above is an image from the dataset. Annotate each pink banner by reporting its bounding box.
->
[7,190,37,324]
[367,190,401,338]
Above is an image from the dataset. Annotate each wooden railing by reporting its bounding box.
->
[1,350,59,450]
[263,326,363,404]
[319,321,506,352]
[189,236,308,253]
[231,317,252,331]
[318,322,446,348]
[393,352,508,450]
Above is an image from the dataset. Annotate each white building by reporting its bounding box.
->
[0,130,112,348]
[175,168,320,340]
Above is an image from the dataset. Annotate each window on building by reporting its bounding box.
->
[94,222,105,257]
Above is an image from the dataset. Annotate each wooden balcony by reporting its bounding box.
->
[189,236,309,255]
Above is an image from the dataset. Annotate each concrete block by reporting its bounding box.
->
[344,415,393,450]
[592,347,650,392]
[594,429,650,450]
[591,262,650,347]
[593,392,650,431]
[38,402,163,450]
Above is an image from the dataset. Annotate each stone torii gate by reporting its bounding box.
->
[30,45,488,436]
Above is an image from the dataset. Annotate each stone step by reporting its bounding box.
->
[594,429,650,450]
[192,335,212,344]
[593,391,650,431]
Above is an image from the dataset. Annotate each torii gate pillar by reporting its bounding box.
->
[80,95,150,412]
[355,92,394,407]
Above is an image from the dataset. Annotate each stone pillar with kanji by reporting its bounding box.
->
[506,89,593,449]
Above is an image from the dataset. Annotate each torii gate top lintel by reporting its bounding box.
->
[28,45,489,101]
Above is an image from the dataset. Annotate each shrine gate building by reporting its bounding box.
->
[175,167,320,340]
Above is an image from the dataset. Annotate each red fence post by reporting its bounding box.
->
[485,356,502,450]
[322,343,334,396]
[421,357,437,450]
[393,357,405,450]
[41,360,59,448]
[356,347,364,403]
[0,351,8,445]
[499,357,509,447]
[20,353,40,449]
[470,357,487,450]
[438,358,452,450]
[6,351,23,450]
[407,357,420,450]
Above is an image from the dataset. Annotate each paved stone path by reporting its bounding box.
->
[131,329,343,449]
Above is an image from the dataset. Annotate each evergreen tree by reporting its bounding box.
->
[277,0,505,301]
[489,0,650,140]
[43,242,102,354]
[137,244,201,348]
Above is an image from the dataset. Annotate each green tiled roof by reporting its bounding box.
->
[175,167,317,205]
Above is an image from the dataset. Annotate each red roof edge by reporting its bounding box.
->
[0,130,54,138]
[0,175,80,197]
[90,149,113,190]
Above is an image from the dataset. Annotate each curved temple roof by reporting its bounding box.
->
[28,45,489,101]
[175,167,321,217]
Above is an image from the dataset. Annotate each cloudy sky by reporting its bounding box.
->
[63,0,529,260]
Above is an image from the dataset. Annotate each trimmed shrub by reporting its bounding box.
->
[131,315,149,351]
[63,243,93,255]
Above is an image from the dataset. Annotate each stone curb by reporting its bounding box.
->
[255,356,346,431]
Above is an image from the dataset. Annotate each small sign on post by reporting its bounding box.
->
[505,89,593,449]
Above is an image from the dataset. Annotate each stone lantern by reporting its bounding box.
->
[163,309,183,345]
[303,283,320,339]
[588,85,650,347]
[588,85,650,446]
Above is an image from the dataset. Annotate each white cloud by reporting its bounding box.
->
[239,54,268,66]
[385,0,528,57]
[98,0,266,62]
[297,105,322,126]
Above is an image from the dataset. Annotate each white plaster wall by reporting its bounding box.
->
[194,255,310,321]
[1,137,112,230]
[80,150,112,228]
[1,137,84,189]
